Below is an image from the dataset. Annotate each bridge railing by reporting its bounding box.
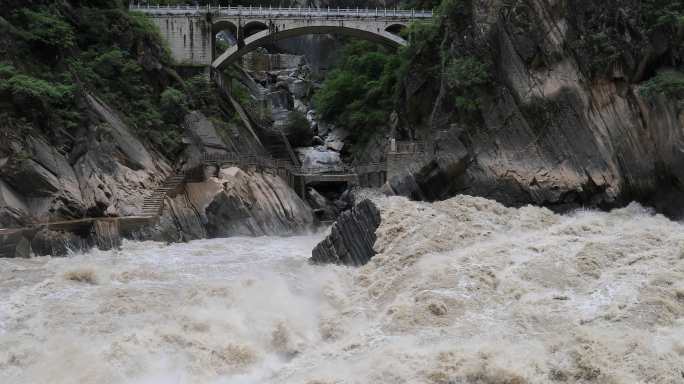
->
[128,4,434,19]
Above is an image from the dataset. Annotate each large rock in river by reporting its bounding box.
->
[311,199,381,266]
[144,167,315,241]
[205,167,314,237]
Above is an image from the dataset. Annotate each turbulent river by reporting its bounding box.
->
[1,195,683,383]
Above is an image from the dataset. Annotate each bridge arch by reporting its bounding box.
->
[213,20,239,56]
[385,24,407,35]
[242,20,270,38]
[212,21,408,70]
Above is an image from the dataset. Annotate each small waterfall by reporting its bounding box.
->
[92,220,121,251]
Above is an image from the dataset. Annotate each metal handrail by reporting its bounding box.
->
[202,153,386,176]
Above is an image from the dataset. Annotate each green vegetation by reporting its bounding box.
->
[0,0,189,159]
[315,0,489,142]
[567,0,683,79]
[640,70,684,99]
[12,8,75,51]
[313,41,402,143]
[0,64,73,103]
[642,0,684,31]
[160,87,188,124]
[445,57,490,111]
[285,111,309,133]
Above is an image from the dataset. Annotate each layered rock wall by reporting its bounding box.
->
[311,199,381,266]
[389,0,684,216]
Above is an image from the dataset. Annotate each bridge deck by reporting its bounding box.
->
[129,5,434,19]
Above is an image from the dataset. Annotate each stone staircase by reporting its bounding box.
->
[258,128,300,167]
[141,174,187,217]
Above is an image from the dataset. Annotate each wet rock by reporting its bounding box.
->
[384,154,469,202]
[311,199,381,266]
[205,167,314,237]
[0,179,30,227]
[31,228,92,257]
[289,79,309,99]
[0,229,32,258]
[306,187,337,221]
[324,128,348,152]
[294,99,308,113]
[296,147,343,169]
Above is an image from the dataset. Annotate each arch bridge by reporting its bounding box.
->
[129,4,433,67]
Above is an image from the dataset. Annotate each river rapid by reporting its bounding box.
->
[1,195,683,383]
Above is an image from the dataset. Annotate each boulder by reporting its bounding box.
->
[306,187,337,221]
[85,94,156,171]
[0,229,32,258]
[184,111,230,152]
[289,79,309,99]
[0,158,61,197]
[324,128,349,152]
[204,167,314,237]
[296,146,343,169]
[311,199,381,266]
[384,154,469,202]
[0,179,30,227]
[31,228,91,257]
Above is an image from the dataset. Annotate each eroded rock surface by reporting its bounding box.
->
[311,199,381,266]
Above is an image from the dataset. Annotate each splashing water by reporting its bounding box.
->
[1,195,683,383]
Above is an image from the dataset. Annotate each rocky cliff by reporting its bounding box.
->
[384,0,684,216]
[0,93,172,227]
[142,167,315,242]
[311,199,381,266]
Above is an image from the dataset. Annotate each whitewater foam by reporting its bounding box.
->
[0,195,683,383]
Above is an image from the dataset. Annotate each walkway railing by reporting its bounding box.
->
[203,152,385,176]
[389,140,428,154]
[129,4,434,19]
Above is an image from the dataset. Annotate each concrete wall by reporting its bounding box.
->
[150,16,213,67]
[242,52,305,72]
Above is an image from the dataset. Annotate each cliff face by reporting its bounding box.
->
[142,167,315,242]
[0,93,171,227]
[390,0,684,216]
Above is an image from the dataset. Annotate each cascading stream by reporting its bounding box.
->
[1,195,683,383]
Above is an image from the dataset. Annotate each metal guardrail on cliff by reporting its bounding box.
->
[129,4,434,19]
[202,152,385,177]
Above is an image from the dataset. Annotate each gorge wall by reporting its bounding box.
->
[383,0,684,216]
